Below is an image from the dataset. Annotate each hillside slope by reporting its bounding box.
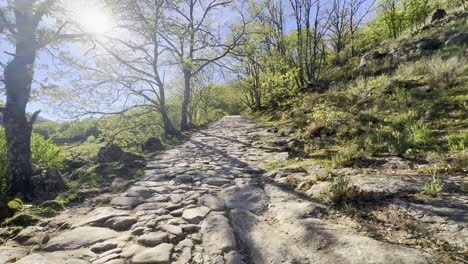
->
[247,9,467,263]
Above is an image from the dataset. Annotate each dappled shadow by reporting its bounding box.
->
[189,122,421,263]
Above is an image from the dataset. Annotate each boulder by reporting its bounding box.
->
[359,51,388,68]
[97,144,124,163]
[120,152,145,162]
[96,144,145,164]
[445,32,468,46]
[142,137,164,152]
[416,38,442,51]
[63,159,87,171]
[32,167,67,200]
[427,9,447,24]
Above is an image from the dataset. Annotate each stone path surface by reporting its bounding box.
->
[1,116,436,264]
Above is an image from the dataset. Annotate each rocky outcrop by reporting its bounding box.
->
[96,144,144,163]
[31,167,67,200]
[359,51,389,68]
[97,144,124,163]
[427,9,447,24]
[416,38,443,51]
[445,32,468,46]
[142,137,164,152]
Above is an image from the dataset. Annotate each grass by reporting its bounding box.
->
[421,176,444,196]
[328,175,360,208]
[62,142,104,161]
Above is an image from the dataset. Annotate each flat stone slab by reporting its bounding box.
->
[43,227,119,251]
[0,246,28,263]
[160,224,183,236]
[200,195,225,211]
[134,202,167,211]
[132,243,173,264]
[137,232,168,247]
[91,241,118,253]
[182,206,211,224]
[15,253,59,264]
[125,186,153,199]
[201,215,237,254]
[73,207,129,227]
[205,177,232,187]
[221,186,268,213]
[110,196,143,209]
[104,216,138,231]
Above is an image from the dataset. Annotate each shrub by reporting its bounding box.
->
[87,135,96,143]
[314,166,335,181]
[328,174,360,208]
[428,57,465,86]
[7,198,23,211]
[30,133,65,170]
[422,176,443,196]
[447,133,468,152]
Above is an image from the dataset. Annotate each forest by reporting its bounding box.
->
[0,0,467,263]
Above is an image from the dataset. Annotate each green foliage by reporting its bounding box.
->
[7,198,23,211]
[55,192,83,206]
[0,226,22,240]
[422,175,444,196]
[54,119,99,140]
[86,135,96,143]
[377,0,407,39]
[31,133,65,170]
[314,166,335,181]
[2,213,41,227]
[33,121,61,139]
[98,110,166,150]
[402,0,434,30]
[447,132,468,152]
[328,175,360,208]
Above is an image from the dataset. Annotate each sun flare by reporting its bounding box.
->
[80,9,111,34]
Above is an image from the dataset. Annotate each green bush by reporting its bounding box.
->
[30,133,65,170]
[447,133,468,152]
[87,135,96,143]
[422,176,443,196]
[328,175,360,208]
[7,198,23,211]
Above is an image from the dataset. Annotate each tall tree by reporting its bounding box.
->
[63,0,180,136]
[348,0,376,56]
[328,0,350,64]
[161,0,245,131]
[0,0,80,196]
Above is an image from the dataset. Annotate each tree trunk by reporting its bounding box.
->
[180,71,191,131]
[157,85,178,137]
[161,109,178,137]
[3,18,38,197]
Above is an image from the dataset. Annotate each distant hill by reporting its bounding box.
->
[0,112,51,126]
